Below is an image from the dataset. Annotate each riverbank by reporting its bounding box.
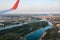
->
[39,32,47,40]
[23,21,53,40]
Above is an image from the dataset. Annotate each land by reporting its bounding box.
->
[40,15,60,40]
[0,14,60,40]
[0,14,49,40]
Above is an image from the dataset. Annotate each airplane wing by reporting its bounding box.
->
[0,0,20,14]
[11,0,20,10]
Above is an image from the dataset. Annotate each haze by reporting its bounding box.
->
[0,0,60,14]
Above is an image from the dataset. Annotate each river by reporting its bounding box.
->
[0,20,42,31]
[23,21,53,40]
[0,22,28,30]
[0,20,53,40]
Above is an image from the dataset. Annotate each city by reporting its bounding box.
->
[0,0,60,40]
[0,14,60,40]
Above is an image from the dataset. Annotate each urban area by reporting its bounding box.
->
[0,14,60,40]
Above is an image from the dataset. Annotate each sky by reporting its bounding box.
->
[0,0,60,14]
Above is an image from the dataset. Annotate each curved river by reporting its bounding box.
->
[0,20,53,40]
[23,21,53,40]
[0,20,37,31]
[0,20,44,31]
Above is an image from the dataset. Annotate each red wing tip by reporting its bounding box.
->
[11,0,20,10]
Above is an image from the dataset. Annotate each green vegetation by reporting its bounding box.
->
[42,27,60,40]
[1,22,20,26]
[0,21,49,40]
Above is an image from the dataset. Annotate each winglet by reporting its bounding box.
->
[11,0,20,10]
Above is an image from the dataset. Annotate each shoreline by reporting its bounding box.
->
[39,32,47,40]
